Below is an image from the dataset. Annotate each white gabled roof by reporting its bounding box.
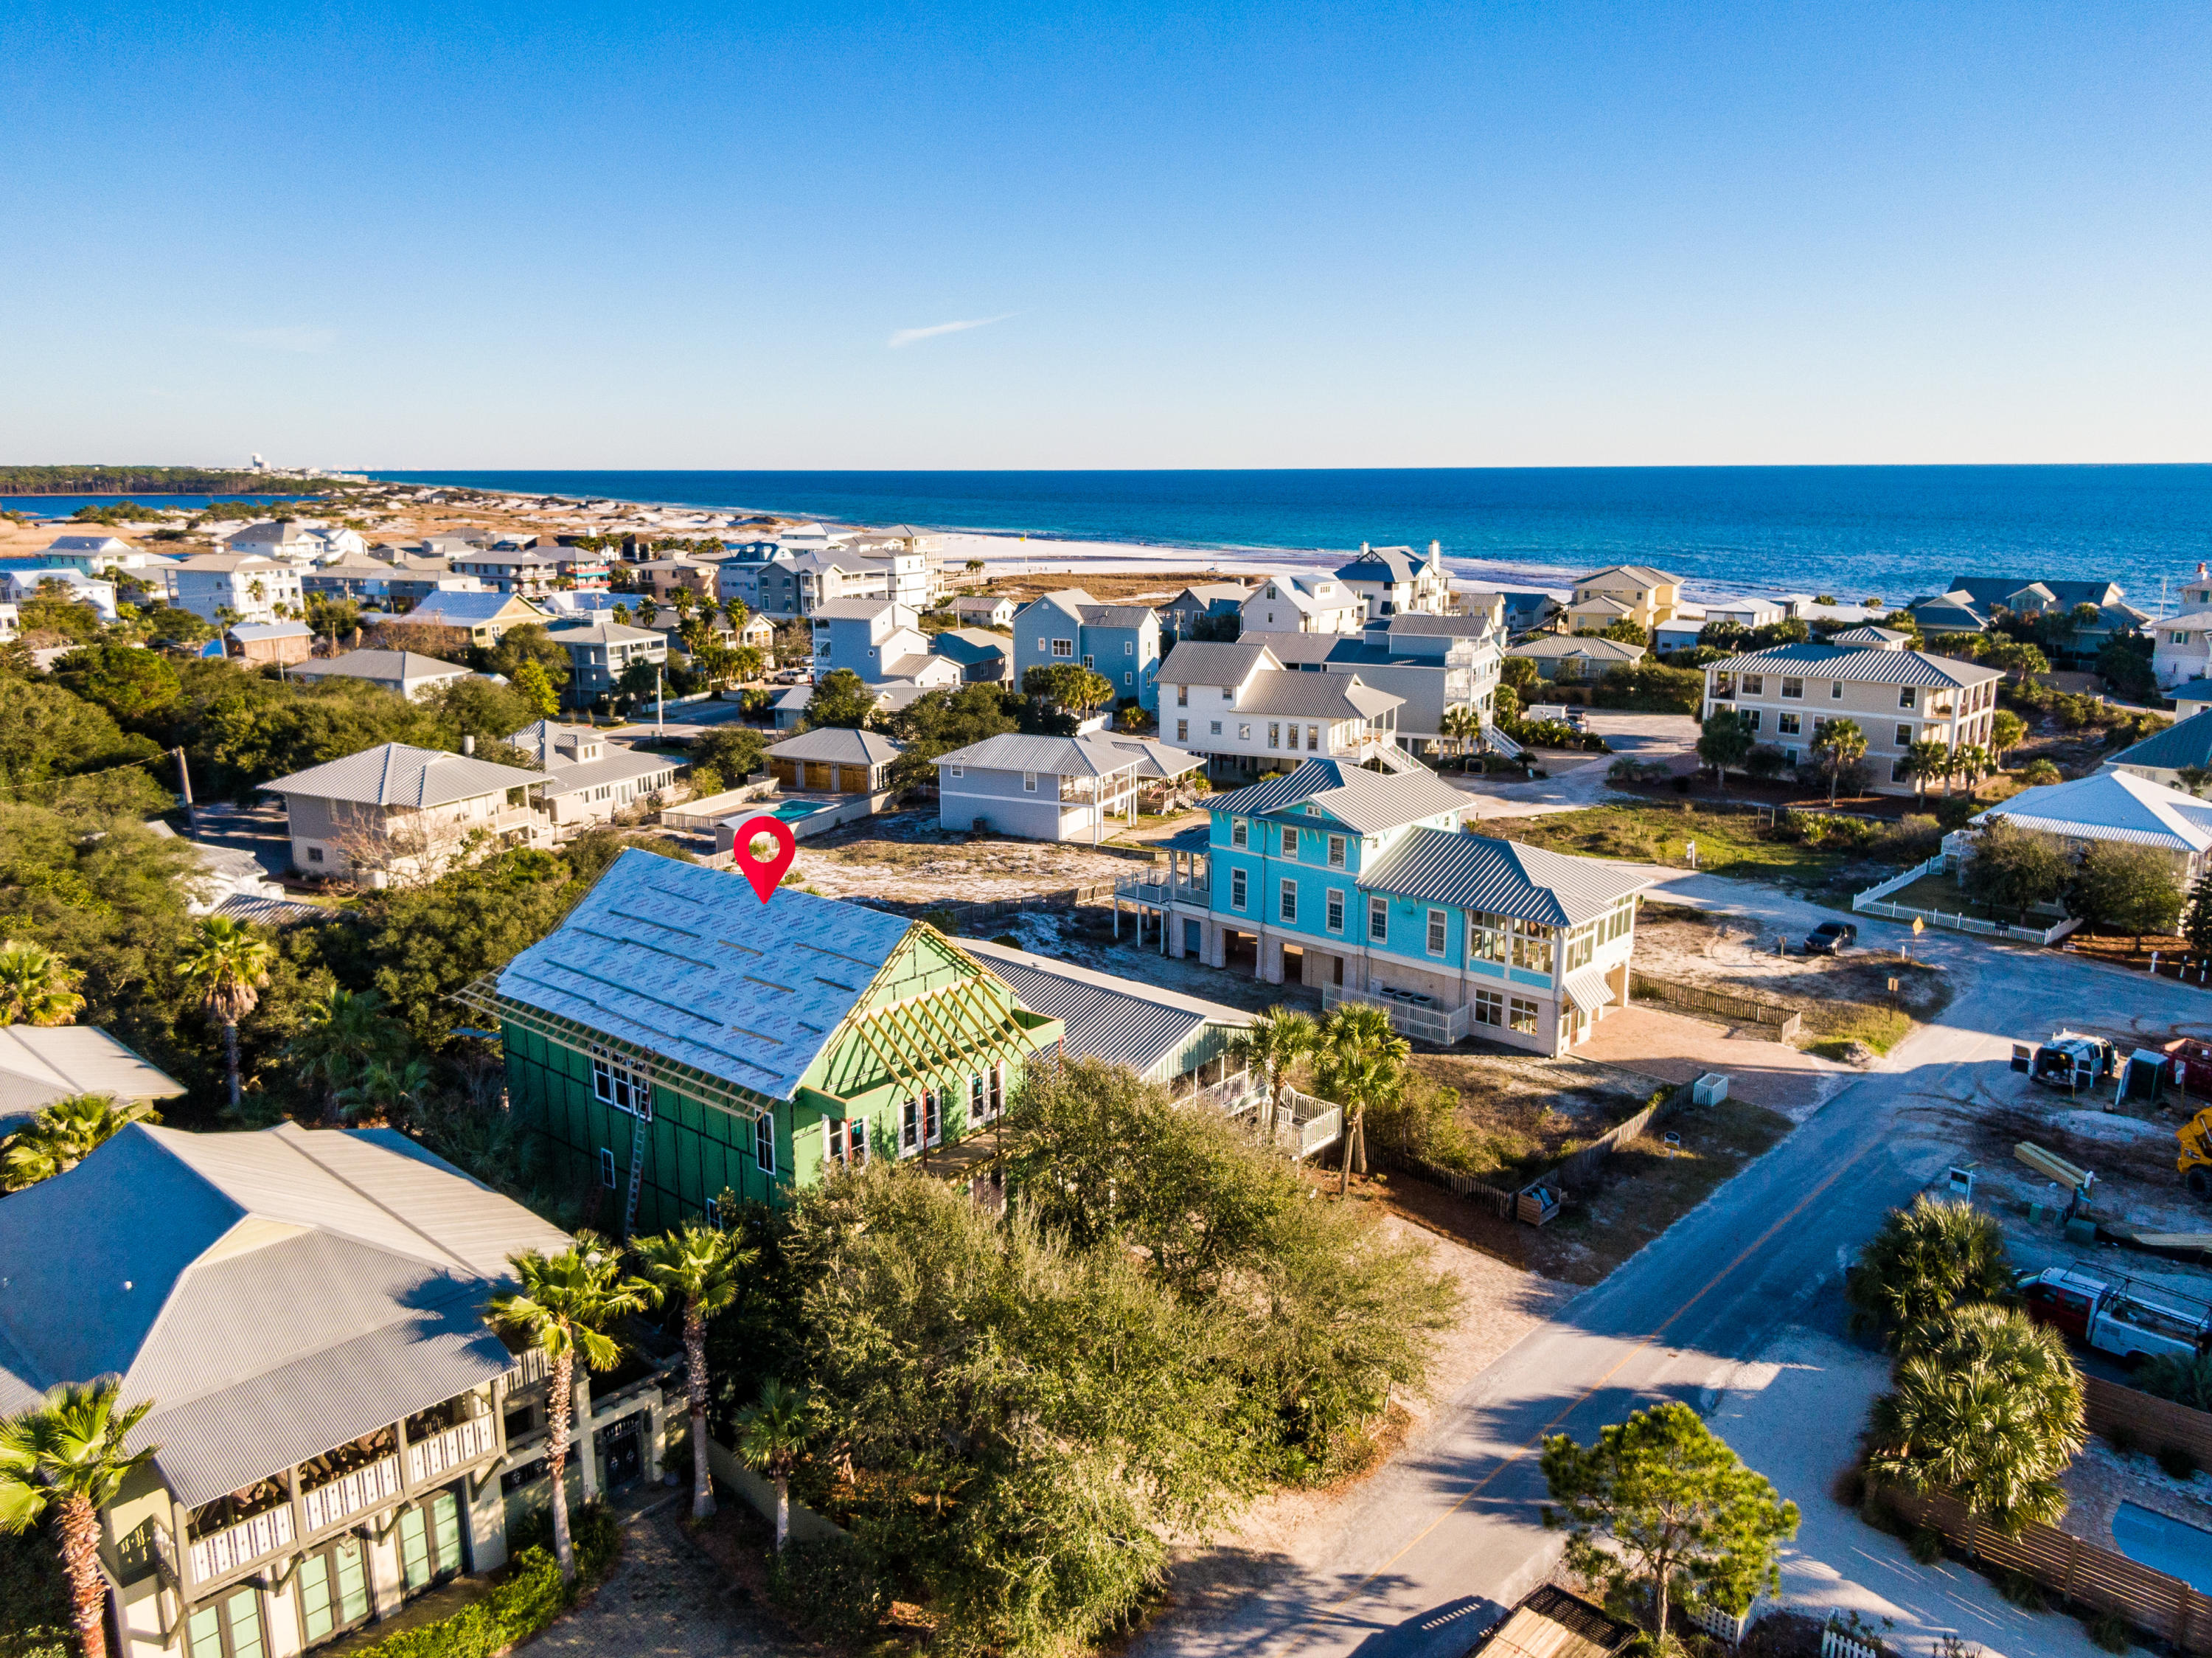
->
[1973,769,2212,853]
[260,743,549,807]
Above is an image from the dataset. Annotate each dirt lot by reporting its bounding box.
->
[1633,899,1954,1059]
[967,569,1227,607]
[788,811,1147,905]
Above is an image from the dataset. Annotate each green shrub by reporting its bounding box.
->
[347,1546,566,1658]
[1994,1568,2048,1612]
[508,1499,621,1580]
[767,1536,893,1644]
[2132,1350,2212,1412]
[2104,1423,2139,1456]
[1907,1526,1945,1565]
[2085,1609,2133,1653]
[2157,1446,2198,1481]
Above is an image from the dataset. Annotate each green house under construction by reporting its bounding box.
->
[465,849,1063,1232]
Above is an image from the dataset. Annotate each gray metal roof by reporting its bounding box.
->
[1510,635,1645,662]
[1711,640,2000,687]
[538,747,679,798]
[1158,640,1277,685]
[2105,712,2212,774]
[1972,769,2212,853]
[1099,736,1204,780]
[1828,626,1913,645]
[547,620,665,646]
[404,591,546,625]
[1383,614,1495,639]
[1232,670,1400,718]
[261,743,549,807]
[212,892,330,929]
[0,1123,569,1502]
[496,847,914,1101]
[227,622,313,642]
[1359,828,1654,926]
[1077,604,1155,628]
[1579,564,1681,586]
[959,939,1248,1082]
[293,649,470,686]
[811,597,898,620]
[936,732,1144,778]
[0,1025,185,1128]
[768,727,905,765]
[1209,756,1468,835]
[1239,631,1350,665]
[1337,547,1425,583]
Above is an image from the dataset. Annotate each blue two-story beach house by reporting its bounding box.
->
[1012,590,1164,710]
[1115,756,1652,1055]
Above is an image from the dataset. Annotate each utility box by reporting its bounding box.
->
[2122,1050,2168,1102]
[1692,1072,1730,1106]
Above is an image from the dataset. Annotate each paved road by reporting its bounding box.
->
[1136,895,2212,1658]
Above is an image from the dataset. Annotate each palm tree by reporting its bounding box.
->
[721,595,751,632]
[634,1222,759,1520]
[1,1095,159,1191]
[1225,1006,1318,1128]
[287,986,403,1123]
[1866,1303,2084,1536]
[1952,744,1991,797]
[333,1055,436,1125]
[1902,740,1950,803]
[0,942,86,1027]
[734,1378,812,1552]
[0,1379,157,1658]
[1845,1195,2013,1350]
[485,1235,651,1581]
[177,917,276,1110]
[1317,1002,1411,1193]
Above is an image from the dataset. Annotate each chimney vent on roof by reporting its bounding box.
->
[463,734,475,756]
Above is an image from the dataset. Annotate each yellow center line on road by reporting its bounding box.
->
[1324,1124,1888,1612]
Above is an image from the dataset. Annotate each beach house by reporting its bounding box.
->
[397,590,549,650]
[1507,634,1646,682]
[545,619,668,707]
[767,726,905,794]
[291,649,475,701]
[1011,590,1166,709]
[1565,566,1682,632]
[1242,614,1501,752]
[927,627,1013,683]
[2152,613,2212,690]
[811,598,956,687]
[1961,770,2212,889]
[173,553,305,626]
[1701,634,2006,794]
[0,1120,614,1658]
[1159,582,1254,641]
[226,620,315,667]
[473,850,1065,1225]
[2101,712,2212,793]
[933,732,1193,842]
[1112,756,1653,1053]
[509,720,681,830]
[1239,575,1363,637]
[1334,543,1455,622]
[1157,640,1404,780]
[262,742,552,882]
[953,594,1017,628]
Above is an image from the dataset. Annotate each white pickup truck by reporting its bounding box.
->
[2017,1265,2211,1364]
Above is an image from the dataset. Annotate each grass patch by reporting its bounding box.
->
[1505,802,1935,885]
[1803,1005,1913,1059]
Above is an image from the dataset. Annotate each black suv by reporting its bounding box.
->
[1803,921,1857,955]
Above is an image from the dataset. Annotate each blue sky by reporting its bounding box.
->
[2,1,2205,468]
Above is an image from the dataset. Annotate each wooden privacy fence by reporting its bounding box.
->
[2085,1374,2212,1468]
[1631,973,1802,1042]
[1554,1087,1676,1190]
[1884,1487,2212,1652]
[1382,1082,1687,1221]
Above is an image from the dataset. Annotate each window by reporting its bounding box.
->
[1512,923,1554,973]
[1474,989,1503,1026]
[826,1117,869,1168]
[1279,879,1298,923]
[1022,771,1037,792]
[1268,723,1280,749]
[1778,712,1801,735]
[1176,684,1189,707]
[1781,678,1804,698]
[1307,724,1321,749]
[187,1587,265,1658]
[1891,757,1911,782]
[1051,637,1074,658]
[1238,723,1251,740]
[2172,631,2191,645]
[1742,675,1762,695]
[1565,927,1594,971]
[397,1489,464,1594]
[1470,915,1509,962]
[754,1112,776,1176]
[1124,640,1134,654]
[1509,996,1540,1035]
[899,1089,943,1156]
[1899,686,1916,709]
[1082,654,1093,669]
[1830,680,1843,698]
[1368,895,1388,943]
[1231,816,1248,847]
[306,845,324,863]
[1176,719,1188,742]
[1326,889,1345,933]
[297,1538,372,1643]
[1122,670,1133,686]
[1231,867,1248,909]
[1222,685,1234,701]
[948,763,964,780]
[1895,724,1913,746]
[1745,710,1761,730]
[1327,833,1346,868]
[592,1052,650,1119]
[1426,908,1447,956]
[1210,718,1222,735]
[599,1148,616,1188]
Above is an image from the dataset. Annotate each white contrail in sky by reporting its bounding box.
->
[888,313,1018,349]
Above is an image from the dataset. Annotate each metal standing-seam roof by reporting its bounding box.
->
[2104,711,2212,774]
[495,847,917,1102]
[292,649,472,689]
[768,727,905,766]
[1158,640,1281,685]
[959,938,1249,1083]
[1209,755,1467,833]
[0,1025,185,1128]
[1709,639,1999,687]
[935,732,1146,778]
[1972,769,2212,853]
[1232,670,1402,719]
[403,590,548,626]
[0,1122,569,1503]
[260,743,549,807]
[1360,827,1655,926]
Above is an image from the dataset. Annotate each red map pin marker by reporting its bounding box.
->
[728,816,797,903]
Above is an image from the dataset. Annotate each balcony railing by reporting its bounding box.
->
[1113,873,1208,906]
[187,1505,295,1587]
[406,1417,497,1485]
[301,1454,400,1533]
[1323,982,1472,1045]
[1186,1067,1259,1117]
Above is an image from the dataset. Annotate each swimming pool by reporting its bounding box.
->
[766,799,835,822]
[2112,1502,2212,1594]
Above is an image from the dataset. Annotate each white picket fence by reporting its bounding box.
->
[1851,851,2080,944]
[1820,1624,1882,1658]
